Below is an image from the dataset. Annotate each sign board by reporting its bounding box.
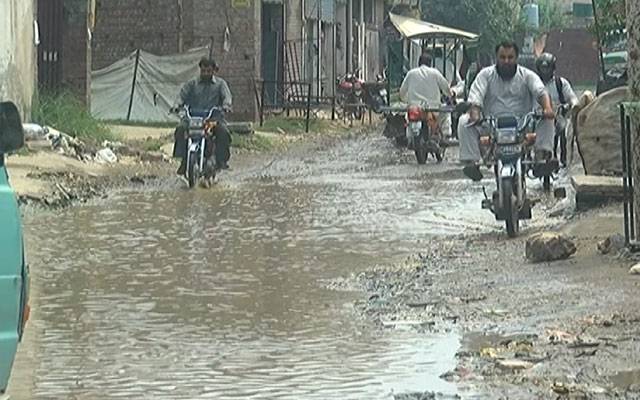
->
[232,0,250,7]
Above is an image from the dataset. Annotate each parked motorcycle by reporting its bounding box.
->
[406,104,454,164]
[336,70,365,122]
[473,110,544,237]
[382,110,407,147]
[174,106,224,188]
[361,72,389,113]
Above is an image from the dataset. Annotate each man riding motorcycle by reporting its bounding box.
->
[458,41,555,181]
[399,53,453,147]
[173,57,233,175]
[535,52,578,168]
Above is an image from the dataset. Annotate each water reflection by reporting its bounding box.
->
[16,136,495,399]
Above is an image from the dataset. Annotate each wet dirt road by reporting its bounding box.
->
[9,131,556,399]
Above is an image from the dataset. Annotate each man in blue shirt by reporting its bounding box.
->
[173,58,233,175]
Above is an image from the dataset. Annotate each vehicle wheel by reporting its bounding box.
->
[395,135,408,148]
[503,179,519,238]
[543,175,551,192]
[354,107,363,121]
[435,146,445,163]
[187,154,198,188]
[415,140,427,165]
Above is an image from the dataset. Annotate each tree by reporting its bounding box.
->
[537,0,569,34]
[592,0,626,43]
[419,0,567,57]
[628,0,640,235]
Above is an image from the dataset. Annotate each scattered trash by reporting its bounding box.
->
[95,148,118,164]
[22,123,48,141]
[496,359,534,371]
[629,263,640,275]
[547,329,576,345]
[598,234,626,255]
[480,347,498,358]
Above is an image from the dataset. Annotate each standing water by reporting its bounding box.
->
[12,136,497,399]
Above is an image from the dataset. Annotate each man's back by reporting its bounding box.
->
[400,65,449,106]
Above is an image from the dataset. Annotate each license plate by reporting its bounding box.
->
[409,121,422,134]
[499,144,521,154]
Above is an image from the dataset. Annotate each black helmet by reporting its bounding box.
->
[535,53,556,81]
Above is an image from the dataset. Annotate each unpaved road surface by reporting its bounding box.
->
[8,128,640,399]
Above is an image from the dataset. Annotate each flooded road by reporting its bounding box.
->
[12,133,514,399]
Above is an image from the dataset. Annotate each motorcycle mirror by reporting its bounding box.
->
[0,102,24,154]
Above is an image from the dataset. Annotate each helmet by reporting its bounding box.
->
[535,53,556,81]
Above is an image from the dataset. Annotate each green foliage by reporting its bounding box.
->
[538,0,570,34]
[419,0,569,55]
[32,91,116,143]
[590,0,626,46]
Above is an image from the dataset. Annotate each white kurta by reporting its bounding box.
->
[459,65,553,162]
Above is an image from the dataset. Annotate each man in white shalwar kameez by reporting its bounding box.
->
[458,41,555,181]
[400,53,453,146]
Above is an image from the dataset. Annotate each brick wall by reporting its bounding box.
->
[190,0,260,121]
[92,0,260,120]
[92,0,181,70]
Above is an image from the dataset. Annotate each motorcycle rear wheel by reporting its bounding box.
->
[415,139,427,165]
[503,179,519,238]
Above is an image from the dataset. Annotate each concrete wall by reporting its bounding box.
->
[0,0,37,118]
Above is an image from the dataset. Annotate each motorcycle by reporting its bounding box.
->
[474,110,544,237]
[527,105,565,192]
[406,104,454,164]
[174,106,224,188]
[361,71,389,113]
[336,70,365,122]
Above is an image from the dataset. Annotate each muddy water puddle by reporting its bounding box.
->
[12,135,555,398]
[610,369,640,391]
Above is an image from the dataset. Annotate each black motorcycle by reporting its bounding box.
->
[177,106,224,188]
[474,111,544,237]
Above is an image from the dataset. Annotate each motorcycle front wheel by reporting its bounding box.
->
[502,178,519,238]
[415,137,427,164]
[543,175,552,192]
[187,153,199,188]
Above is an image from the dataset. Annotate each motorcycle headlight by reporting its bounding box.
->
[189,117,204,129]
[496,129,518,144]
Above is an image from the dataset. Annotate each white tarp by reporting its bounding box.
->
[91,47,209,122]
[389,13,478,40]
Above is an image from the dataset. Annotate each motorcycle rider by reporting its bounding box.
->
[535,52,578,168]
[458,41,555,181]
[399,53,453,147]
[173,57,233,175]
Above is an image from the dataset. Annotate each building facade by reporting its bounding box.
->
[0,0,37,118]
[91,0,385,121]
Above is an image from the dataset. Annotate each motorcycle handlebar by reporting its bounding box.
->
[171,106,225,119]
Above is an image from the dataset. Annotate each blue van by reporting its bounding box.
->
[0,101,30,397]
